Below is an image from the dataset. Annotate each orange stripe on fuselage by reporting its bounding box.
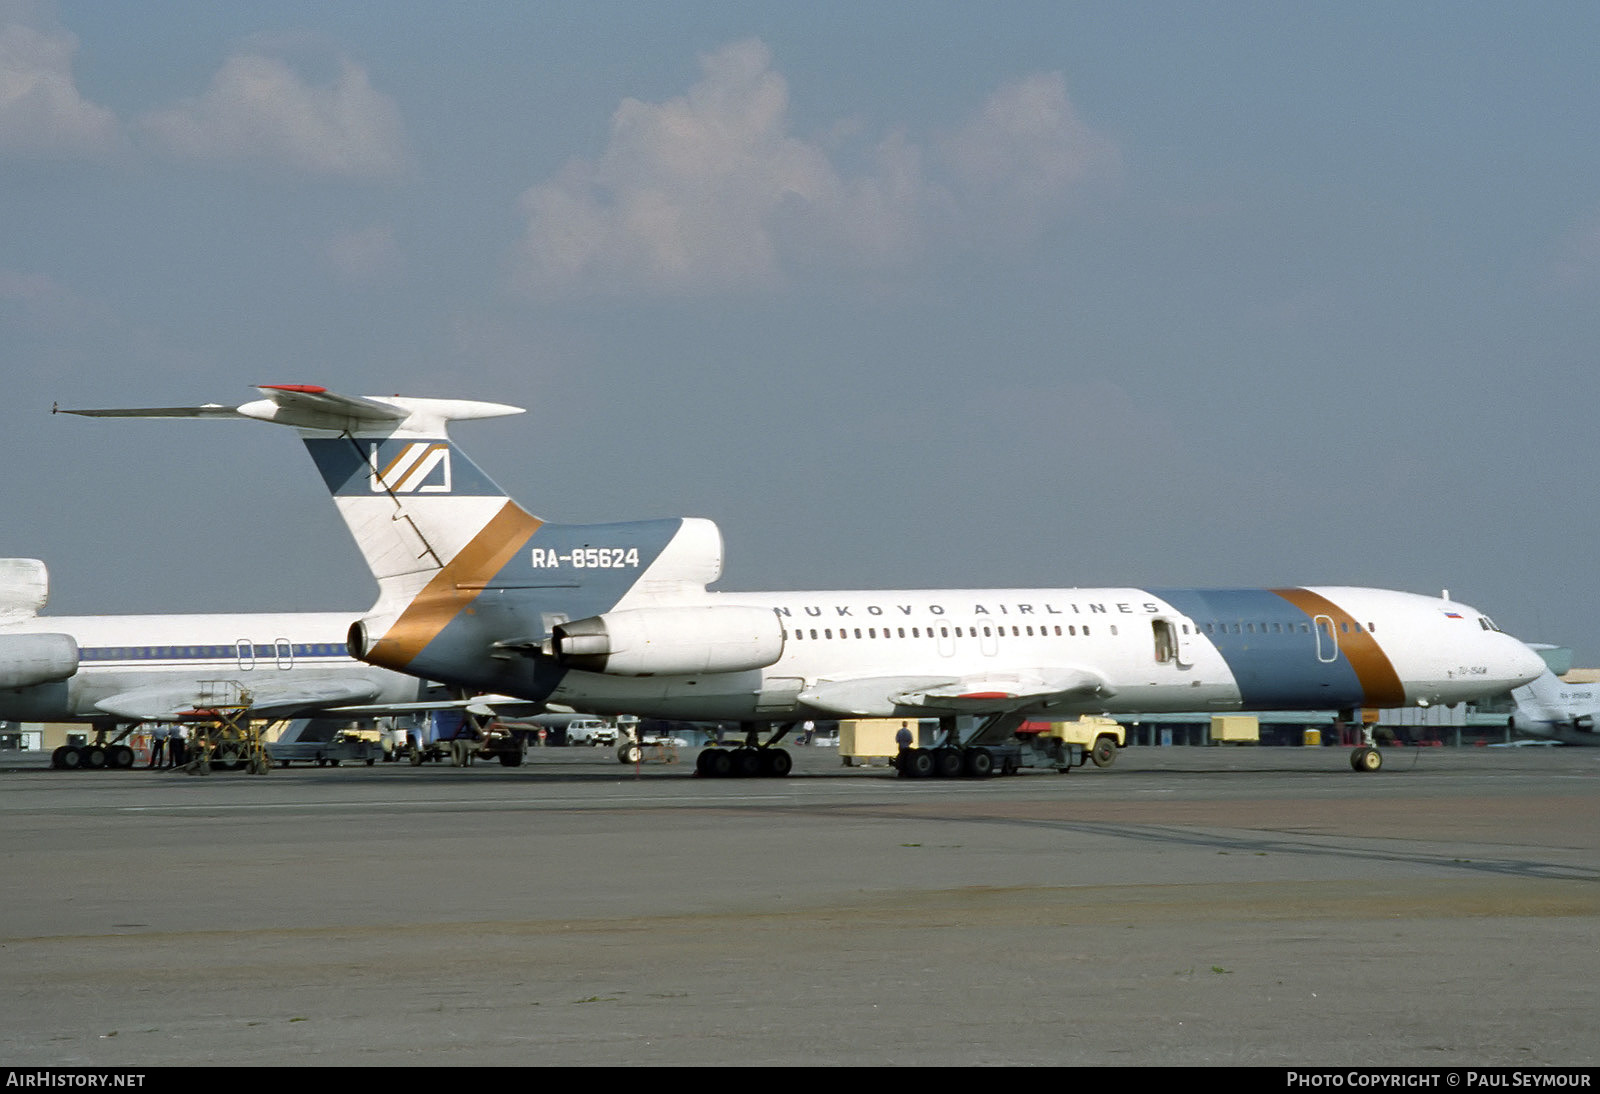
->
[1270,587,1406,707]
[366,501,544,670]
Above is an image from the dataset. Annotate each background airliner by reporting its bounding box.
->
[1507,661,1600,745]
[65,386,1546,777]
[0,555,450,768]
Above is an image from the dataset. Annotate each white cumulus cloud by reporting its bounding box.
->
[939,72,1120,243]
[140,53,409,178]
[513,38,1117,299]
[0,17,119,157]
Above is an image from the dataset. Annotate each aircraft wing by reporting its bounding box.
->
[798,676,961,718]
[327,693,546,718]
[95,680,386,722]
[799,668,1112,718]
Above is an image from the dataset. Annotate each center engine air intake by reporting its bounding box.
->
[552,606,783,676]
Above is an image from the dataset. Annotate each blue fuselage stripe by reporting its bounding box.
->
[1151,588,1368,707]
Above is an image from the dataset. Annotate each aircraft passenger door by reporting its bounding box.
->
[1152,618,1193,668]
[1313,615,1339,663]
[275,639,293,670]
[236,639,255,671]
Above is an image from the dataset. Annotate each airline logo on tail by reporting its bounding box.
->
[299,437,505,498]
[369,442,451,494]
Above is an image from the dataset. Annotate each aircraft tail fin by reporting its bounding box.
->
[0,559,49,623]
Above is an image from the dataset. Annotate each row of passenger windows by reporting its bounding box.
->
[1201,620,1376,635]
[784,619,1379,644]
[80,643,347,661]
[786,624,1096,641]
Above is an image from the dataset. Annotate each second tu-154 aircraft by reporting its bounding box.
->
[65,385,1545,776]
[0,552,475,770]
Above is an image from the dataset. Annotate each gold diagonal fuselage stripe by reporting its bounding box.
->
[368,501,544,669]
[1269,587,1406,707]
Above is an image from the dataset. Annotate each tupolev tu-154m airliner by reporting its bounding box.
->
[63,385,1546,777]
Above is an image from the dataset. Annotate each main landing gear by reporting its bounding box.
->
[49,720,138,770]
[695,721,795,779]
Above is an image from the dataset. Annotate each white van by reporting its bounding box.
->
[566,718,616,747]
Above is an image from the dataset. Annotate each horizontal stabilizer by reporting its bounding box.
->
[58,403,243,419]
[58,384,524,436]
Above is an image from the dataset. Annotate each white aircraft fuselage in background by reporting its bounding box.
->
[0,557,436,724]
[0,611,435,724]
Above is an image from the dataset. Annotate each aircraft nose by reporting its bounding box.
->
[1502,640,1547,689]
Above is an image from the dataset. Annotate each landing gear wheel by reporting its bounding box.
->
[731,748,762,777]
[759,748,793,778]
[906,749,935,778]
[109,745,136,769]
[1352,746,1383,773]
[964,748,995,778]
[52,745,79,769]
[1091,736,1117,768]
[933,748,963,779]
[618,742,643,764]
[700,749,734,778]
[82,746,107,769]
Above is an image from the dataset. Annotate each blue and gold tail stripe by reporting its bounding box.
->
[303,436,509,498]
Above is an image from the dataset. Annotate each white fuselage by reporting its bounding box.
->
[0,612,426,723]
[537,585,1543,722]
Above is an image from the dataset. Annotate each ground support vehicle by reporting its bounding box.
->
[894,736,1087,778]
[268,732,385,767]
[1019,716,1126,768]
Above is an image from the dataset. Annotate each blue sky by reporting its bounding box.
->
[3,1,1599,662]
